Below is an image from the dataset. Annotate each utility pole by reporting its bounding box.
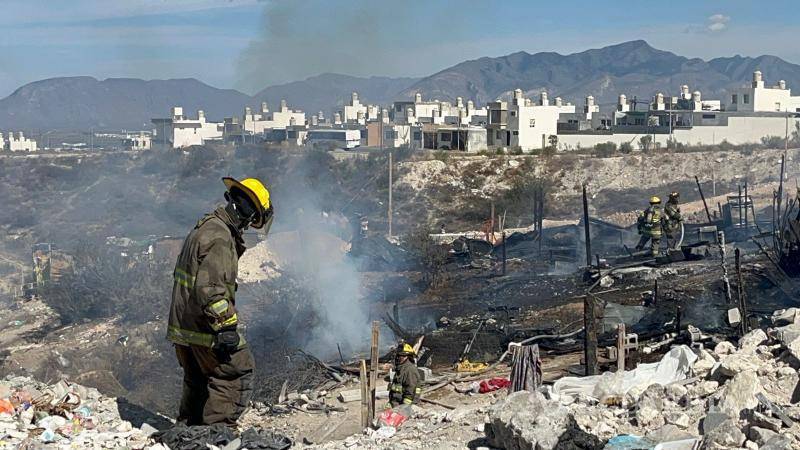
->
[387,151,393,238]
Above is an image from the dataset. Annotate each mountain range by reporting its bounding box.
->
[2,40,800,130]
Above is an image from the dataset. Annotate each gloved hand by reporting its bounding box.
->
[213,328,240,357]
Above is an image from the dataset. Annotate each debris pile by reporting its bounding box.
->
[0,375,159,448]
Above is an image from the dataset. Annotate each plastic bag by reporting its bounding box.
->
[378,408,408,428]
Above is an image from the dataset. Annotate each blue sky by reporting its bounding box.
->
[1,0,798,97]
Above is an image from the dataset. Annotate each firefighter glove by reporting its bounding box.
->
[213,328,240,355]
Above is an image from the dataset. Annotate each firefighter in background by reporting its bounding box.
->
[663,192,684,249]
[388,343,421,408]
[636,196,664,257]
[167,177,273,426]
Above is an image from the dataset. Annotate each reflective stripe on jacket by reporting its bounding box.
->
[167,207,247,348]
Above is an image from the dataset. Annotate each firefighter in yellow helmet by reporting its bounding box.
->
[635,196,664,257]
[167,177,273,426]
[388,343,422,408]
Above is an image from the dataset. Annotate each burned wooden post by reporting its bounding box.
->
[502,231,507,275]
[738,184,743,227]
[582,184,592,267]
[359,360,369,429]
[369,321,380,421]
[695,175,713,223]
[718,231,733,304]
[735,248,748,335]
[653,278,659,306]
[744,182,749,229]
[583,295,598,375]
[617,323,626,373]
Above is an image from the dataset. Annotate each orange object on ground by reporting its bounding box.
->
[0,399,14,415]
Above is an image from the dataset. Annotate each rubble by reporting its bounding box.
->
[0,375,161,449]
[484,391,603,450]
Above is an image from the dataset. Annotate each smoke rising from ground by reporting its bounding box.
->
[235,0,480,93]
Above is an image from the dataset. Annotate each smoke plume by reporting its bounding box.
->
[236,0,480,93]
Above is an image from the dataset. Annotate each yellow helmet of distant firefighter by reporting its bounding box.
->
[397,343,416,357]
[222,177,271,229]
[649,196,661,205]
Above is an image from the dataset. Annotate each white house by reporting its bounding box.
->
[342,92,379,124]
[4,131,38,152]
[391,93,487,126]
[727,71,800,113]
[242,100,306,135]
[152,107,224,148]
[487,89,568,150]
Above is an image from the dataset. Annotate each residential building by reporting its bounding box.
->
[391,93,487,126]
[727,71,800,113]
[4,131,38,152]
[242,100,306,135]
[556,72,800,150]
[265,124,308,147]
[122,132,151,151]
[151,107,223,149]
[487,89,568,151]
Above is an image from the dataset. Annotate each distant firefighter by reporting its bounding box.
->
[636,196,664,257]
[167,176,273,426]
[387,343,421,408]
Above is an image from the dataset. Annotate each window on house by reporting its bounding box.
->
[496,131,502,139]
[732,94,738,104]
[529,118,536,127]
[440,132,451,142]
[413,131,421,140]
[510,111,517,117]
[395,105,402,112]
[702,114,716,119]
[743,94,750,104]
[776,102,782,111]
[512,131,519,136]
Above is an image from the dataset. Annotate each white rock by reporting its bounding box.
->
[739,329,768,353]
[666,412,691,429]
[719,370,763,417]
[714,341,736,356]
[693,349,717,377]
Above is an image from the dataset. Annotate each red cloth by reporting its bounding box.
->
[478,377,511,393]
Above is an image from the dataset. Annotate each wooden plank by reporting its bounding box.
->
[584,295,598,375]
[369,321,380,421]
[359,360,368,429]
[617,323,626,372]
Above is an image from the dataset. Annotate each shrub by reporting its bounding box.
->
[594,141,617,157]
[760,135,785,149]
[509,146,523,155]
[639,135,653,153]
[619,142,634,154]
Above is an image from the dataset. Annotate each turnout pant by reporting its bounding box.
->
[635,235,661,256]
[175,344,255,426]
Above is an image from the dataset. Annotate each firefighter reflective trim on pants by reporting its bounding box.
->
[174,268,196,289]
[167,324,214,347]
[168,324,248,349]
[211,313,238,331]
[390,383,402,393]
[403,397,413,404]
